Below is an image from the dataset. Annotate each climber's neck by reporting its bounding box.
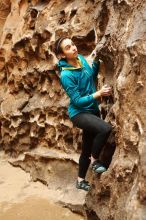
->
[66,58,80,68]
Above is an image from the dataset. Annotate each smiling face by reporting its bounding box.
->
[60,38,78,60]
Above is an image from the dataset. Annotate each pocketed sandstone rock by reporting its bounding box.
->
[0,0,145,219]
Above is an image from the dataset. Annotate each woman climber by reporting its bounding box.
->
[54,37,112,191]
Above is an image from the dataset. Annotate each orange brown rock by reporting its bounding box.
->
[0,0,145,219]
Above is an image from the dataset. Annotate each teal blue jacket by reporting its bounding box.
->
[57,54,100,119]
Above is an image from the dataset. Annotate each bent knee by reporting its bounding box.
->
[102,123,112,135]
[107,124,112,133]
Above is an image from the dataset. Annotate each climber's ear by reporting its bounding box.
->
[58,53,66,59]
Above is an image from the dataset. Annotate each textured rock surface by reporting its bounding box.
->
[0,0,145,220]
[9,147,88,216]
[0,152,85,220]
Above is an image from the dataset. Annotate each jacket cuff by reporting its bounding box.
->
[93,56,100,63]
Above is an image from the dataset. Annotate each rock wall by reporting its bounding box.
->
[0,0,146,219]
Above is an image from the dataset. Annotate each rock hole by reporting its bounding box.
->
[86,209,100,220]
[42,30,52,41]
[6,33,12,40]
[65,134,73,146]
[86,0,95,3]
[59,10,66,25]
[30,136,38,148]
[100,140,116,169]
[132,121,140,133]
[100,96,114,120]
[98,185,111,200]
[30,8,38,18]
[33,32,48,44]
[38,0,50,4]
[70,9,77,19]
[72,29,96,55]
[38,127,45,136]
[13,38,29,51]
[98,1,109,35]
[38,113,46,124]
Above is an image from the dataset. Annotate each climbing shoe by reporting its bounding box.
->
[91,160,107,174]
[76,180,90,191]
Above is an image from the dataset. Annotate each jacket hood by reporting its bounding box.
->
[57,54,83,72]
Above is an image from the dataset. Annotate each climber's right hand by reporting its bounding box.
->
[100,85,112,97]
[93,85,112,99]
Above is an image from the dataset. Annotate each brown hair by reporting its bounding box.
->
[54,37,69,56]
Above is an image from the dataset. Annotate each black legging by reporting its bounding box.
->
[71,112,112,179]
